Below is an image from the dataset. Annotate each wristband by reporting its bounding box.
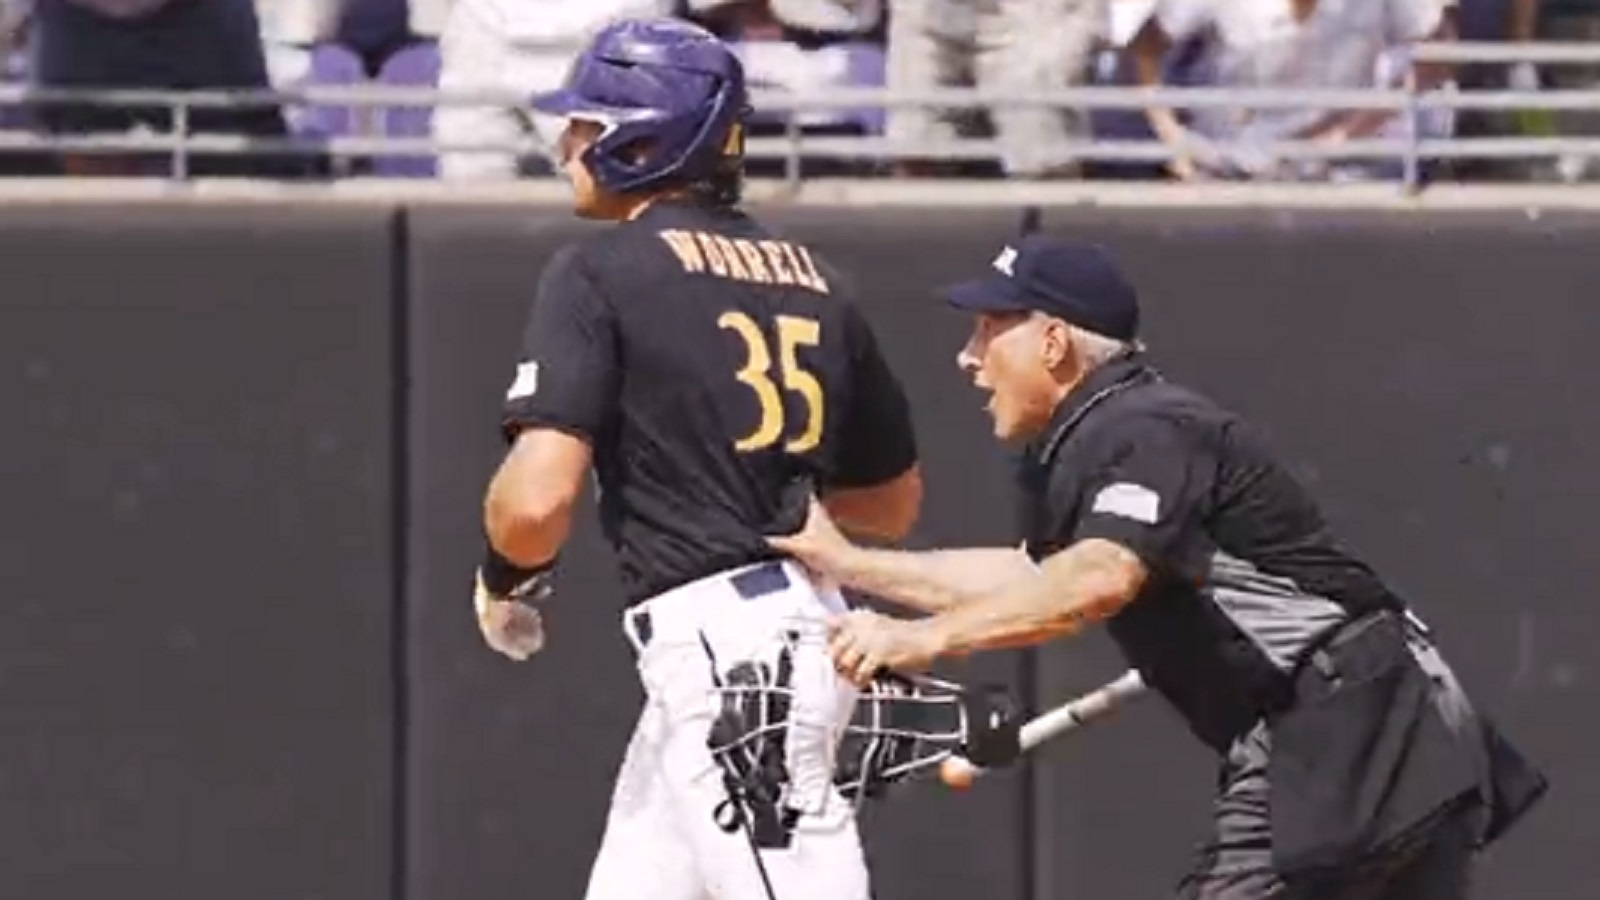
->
[480,544,554,600]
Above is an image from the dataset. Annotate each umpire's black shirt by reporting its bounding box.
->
[501,198,918,604]
[1018,351,1406,753]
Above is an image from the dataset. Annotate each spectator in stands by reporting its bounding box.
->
[1128,0,1458,182]
[1451,0,1541,181]
[29,0,309,177]
[0,2,56,175]
[407,0,450,41]
[685,0,886,151]
[1,1,27,72]
[884,0,1106,179]
[688,0,883,41]
[433,0,673,181]
[1526,0,1600,182]
[258,0,343,88]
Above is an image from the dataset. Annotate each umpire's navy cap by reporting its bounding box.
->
[943,235,1140,341]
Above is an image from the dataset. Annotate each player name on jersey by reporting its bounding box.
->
[656,229,832,295]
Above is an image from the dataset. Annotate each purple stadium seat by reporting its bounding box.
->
[0,41,31,131]
[295,43,367,143]
[372,42,441,178]
[839,42,886,135]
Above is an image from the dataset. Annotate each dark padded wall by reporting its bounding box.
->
[403,208,635,900]
[5,199,1590,900]
[0,205,397,900]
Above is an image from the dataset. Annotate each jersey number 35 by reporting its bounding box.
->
[718,311,824,454]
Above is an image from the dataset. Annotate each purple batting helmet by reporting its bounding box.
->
[531,18,750,196]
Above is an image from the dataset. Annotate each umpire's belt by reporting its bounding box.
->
[623,560,799,653]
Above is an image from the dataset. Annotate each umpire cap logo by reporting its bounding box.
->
[993,246,1018,277]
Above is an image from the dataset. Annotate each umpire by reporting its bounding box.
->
[770,234,1548,899]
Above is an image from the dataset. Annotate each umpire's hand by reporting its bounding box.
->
[827,609,941,687]
[473,573,546,661]
[767,496,855,577]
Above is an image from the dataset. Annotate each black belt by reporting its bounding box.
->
[1304,605,1427,683]
[629,561,792,650]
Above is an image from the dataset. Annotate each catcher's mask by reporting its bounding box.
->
[835,670,1019,800]
[703,629,1021,849]
[703,632,802,850]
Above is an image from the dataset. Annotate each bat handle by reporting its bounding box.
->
[939,671,1146,790]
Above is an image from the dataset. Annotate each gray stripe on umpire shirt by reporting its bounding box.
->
[1205,551,1348,672]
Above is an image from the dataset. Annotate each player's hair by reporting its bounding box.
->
[615,129,744,208]
[686,156,744,207]
[679,118,745,207]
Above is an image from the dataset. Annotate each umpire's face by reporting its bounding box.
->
[958,311,1074,443]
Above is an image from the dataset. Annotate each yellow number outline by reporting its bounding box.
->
[717,311,825,453]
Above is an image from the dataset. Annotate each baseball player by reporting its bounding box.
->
[469,18,923,900]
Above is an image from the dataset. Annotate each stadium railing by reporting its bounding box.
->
[0,41,1596,192]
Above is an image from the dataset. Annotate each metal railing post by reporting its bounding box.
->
[173,98,191,181]
[784,113,801,191]
[1401,56,1422,194]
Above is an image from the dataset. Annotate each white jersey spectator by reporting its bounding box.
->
[687,0,882,36]
[1129,0,1457,181]
[686,0,884,133]
[257,0,345,86]
[884,0,1107,178]
[408,0,450,36]
[434,0,673,180]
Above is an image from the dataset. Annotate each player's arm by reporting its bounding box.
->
[483,431,590,573]
[818,305,923,541]
[478,247,618,601]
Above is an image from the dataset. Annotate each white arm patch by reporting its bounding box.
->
[505,361,540,401]
[1091,482,1161,524]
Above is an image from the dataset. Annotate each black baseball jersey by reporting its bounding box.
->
[502,198,918,604]
[1017,353,1407,753]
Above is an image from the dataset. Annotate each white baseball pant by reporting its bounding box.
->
[584,559,873,900]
